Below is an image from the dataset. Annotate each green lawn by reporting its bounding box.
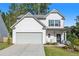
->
[0,43,11,50]
[44,45,79,56]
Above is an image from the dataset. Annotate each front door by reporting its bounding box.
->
[56,34,61,43]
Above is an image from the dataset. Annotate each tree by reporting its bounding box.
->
[8,3,51,24]
[75,16,79,23]
[32,3,51,14]
[1,3,51,36]
[66,15,79,46]
[74,16,79,38]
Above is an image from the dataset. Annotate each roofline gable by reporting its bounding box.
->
[46,9,65,20]
[11,12,46,29]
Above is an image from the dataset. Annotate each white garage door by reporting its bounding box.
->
[16,32,42,44]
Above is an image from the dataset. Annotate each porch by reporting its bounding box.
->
[46,28,67,44]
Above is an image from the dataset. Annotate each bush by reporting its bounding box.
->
[65,41,71,46]
[74,45,79,52]
[74,39,79,46]
[62,45,69,49]
[67,33,77,44]
[7,36,12,44]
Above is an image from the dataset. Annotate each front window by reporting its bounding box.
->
[49,20,60,27]
[55,20,60,26]
[49,20,54,26]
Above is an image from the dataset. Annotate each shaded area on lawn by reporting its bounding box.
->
[44,45,79,56]
[0,43,12,50]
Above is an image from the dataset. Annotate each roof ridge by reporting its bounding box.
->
[50,9,59,13]
[26,12,33,16]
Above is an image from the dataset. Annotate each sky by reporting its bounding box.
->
[0,3,79,26]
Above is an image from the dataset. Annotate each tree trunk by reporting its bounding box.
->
[38,3,40,15]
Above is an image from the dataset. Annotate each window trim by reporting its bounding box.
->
[49,20,54,26]
[49,20,60,27]
[55,20,60,26]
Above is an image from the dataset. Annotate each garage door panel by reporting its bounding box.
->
[16,32,42,44]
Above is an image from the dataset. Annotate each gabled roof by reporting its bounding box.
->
[26,12,33,15]
[11,9,65,29]
[17,9,65,20]
[17,14,24,19]
[17,14,46,20]
[50,9,59,13]
[34,15,46,19]
[46,9,65,20]
[11,12,46,29]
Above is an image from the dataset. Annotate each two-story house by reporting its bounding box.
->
[11,9,67,44]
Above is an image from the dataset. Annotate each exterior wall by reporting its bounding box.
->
[0,14,9,37]
[12,30,16,43]
[46,30,57,43]
[0,15,9,42]
[0,36,3,42]
[40,13,64,28]
[0,37,8,42]
[15,18,43,32]
[46,29,65,43]
[43,30,46,44]
[40,20,46,26]
[12,18,46,44]
[46,13,64,28]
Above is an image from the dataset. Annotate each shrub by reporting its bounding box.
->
[7,36,12,44]
[74,45,79,52]
[67,33,77,44]
[62,45,69,49]
[65,41,71,46]
[74,39,79,46]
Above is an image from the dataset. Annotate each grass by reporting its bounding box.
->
[44,45,79,56]
[0,43,11,50]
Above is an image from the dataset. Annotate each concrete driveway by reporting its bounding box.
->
[0,44,45,56]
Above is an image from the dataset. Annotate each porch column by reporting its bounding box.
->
[61,32,64,43]
[64,31,67,41]
[12,30,16,44]
[54,30,57,43]
[43,30,46,44]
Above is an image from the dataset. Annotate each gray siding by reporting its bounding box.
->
[0,14,9,38]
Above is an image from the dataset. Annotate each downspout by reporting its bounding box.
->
[54,30,56,42]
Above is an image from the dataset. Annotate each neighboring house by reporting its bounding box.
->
[0,14,9,42]
[11,9,67,44]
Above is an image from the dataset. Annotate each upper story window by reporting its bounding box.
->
[49,20,54,26]
[55,20,60,26]
[49,20,60,27]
